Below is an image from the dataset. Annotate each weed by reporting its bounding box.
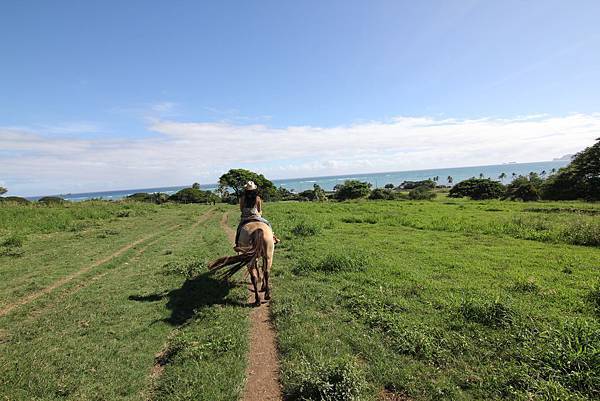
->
[586,282,600,316]
[162,259,206,278]
[511,277,540,293]
[459,298,515,327]
[1,234,23,248]
[561,218,600,246]
[285,357,366,401]
[291,221,321,237]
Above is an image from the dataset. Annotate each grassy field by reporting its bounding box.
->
[1,198,599,400]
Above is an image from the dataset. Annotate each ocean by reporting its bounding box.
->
[34,160,569,202]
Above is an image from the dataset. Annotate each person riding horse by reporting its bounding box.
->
[235,181,280,248]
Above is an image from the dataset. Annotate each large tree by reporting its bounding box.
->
[542,138,600,200]
[218,169,277,200]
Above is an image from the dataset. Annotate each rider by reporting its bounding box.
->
[235,181,280,247]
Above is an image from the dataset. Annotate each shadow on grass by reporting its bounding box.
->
[128,272,248,326]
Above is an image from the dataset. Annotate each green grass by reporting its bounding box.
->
[1,197,599,400]
[0,202,249,400]
[266,199,600,400]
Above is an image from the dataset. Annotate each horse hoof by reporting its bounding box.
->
[264,293,271,301]
[253,300,261,307]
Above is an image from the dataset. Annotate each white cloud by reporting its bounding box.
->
[1,113,598,196]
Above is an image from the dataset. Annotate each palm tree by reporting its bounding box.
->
[479,173,484,179]
[540,170,547,178]
[512,172,517,179]
[498,172,507,182]
[447,176,453,185]
[551,168,556,174]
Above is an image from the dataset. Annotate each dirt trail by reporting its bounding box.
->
[220,212,283,401]
[0,209,214,319]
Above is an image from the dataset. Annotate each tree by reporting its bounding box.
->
[218,169,277,200]
[192,182,200,190]
[449,178,505,200]
[384,183,395,189]
[312,184,327,201]
[447,176,454,185]
[542,138,600,200]
[334,180,372,201]
[479,173,485,179]
[498,172,507,182]
[0,187,6,196]
[399,180,436,190]
[369,188,397,200]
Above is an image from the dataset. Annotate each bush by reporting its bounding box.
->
[368,188,397,200]
[127,192,169,204]
[399,179,436,189]
[334,180,372,201]
[286,357,366,401]
[408,186,436,200]
[291,222,321,237]
[169,188,219,204]
[561,218,600,246]
[38,196,65,205]
[449,178,505,200]
[0,196,30,204]
[504,175,542,201]
[1,234,25,257]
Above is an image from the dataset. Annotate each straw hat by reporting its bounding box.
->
[244,181,257,191]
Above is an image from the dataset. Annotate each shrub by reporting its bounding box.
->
[384,183,395,189]
[286,357,366,401]
[291,222,321,237]
[368,188,397,200]
[399,179,436,189]
[0,196,30,204]
[293,252,369,274]
[1,234,25,257]
[37,196,65,205]
[449,178,505,200]
[459,298,514,327]
[334,180,372,201]
[504,175,541,201]
[408,186,436,200]
[169,188,218,204]
[127,192,169,204]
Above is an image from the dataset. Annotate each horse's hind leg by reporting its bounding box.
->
[248,260,260,306]
[262,253,273,301]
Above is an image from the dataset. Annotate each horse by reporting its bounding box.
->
[208,221,274,306]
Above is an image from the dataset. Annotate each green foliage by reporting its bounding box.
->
[560,218,600,246]
[126,192,169,204]
[285,357,366,401]
[449,178,505,200]
[162,259,206,278]
[0,187,7,195]
[169,188,219,204]
[37,196,66,205]
[384,183,395,189]
[192,182,200,190]
[294,251,369,274]
[334,180,371,201]
[459,298,515,327]
[218,168,276,200]
[291,221,321,237]
[0,196,30,204]
[407,185,436,200]
[275,186,298,201]
[368,188,398,200]
[297,184,328,202]
[1,233,25,256]
[504,174,543,201]
[400,179,436,189]
[542,138,600,200]
[587,282,600,316]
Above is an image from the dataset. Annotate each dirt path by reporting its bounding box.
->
[220,212,283,401]
[0,209,215,319]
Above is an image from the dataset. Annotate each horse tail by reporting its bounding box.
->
[208,229,264,280]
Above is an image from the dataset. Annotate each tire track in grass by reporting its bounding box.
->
[0,209,214,318]
[143,209,217,399]
[220,211,283,401]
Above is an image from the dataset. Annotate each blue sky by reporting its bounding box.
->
[1,0,599,196]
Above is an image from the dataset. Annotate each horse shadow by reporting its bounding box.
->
[128,272,248,327]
